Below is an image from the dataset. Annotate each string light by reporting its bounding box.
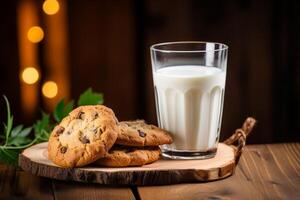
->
[27,26,44,43]
[43,0,60,15]
[42,81,58,98]
[21,67,39,84]
[22,1,61,102]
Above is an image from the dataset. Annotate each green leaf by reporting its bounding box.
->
[64,100,74,116]
[34,112,51,142]
[7,126,32,146]
[8,137,32,146]
[35,130,50,143]
[0,97,49,166]
[77,88,104,106]
[11,125,23,137]
[53,99,64,122]
[53,99,74,122]
[18,127,32,137]
[3,96,13,142]
[34,112,50,133]
[0,148,20,165]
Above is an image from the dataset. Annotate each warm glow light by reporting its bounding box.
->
[42,81,58,98]
[27,26,44,43]
[21,67,39,84]
[43,0,60,15]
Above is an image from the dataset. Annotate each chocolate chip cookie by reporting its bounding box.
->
[116,120,173,146]
[95,146,161,167]
[48,105,119,168]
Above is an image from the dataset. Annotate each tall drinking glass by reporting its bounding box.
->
[150,41,228,159]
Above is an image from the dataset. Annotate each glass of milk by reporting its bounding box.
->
[150,41,228,159]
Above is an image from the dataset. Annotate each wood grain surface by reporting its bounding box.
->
[0,165,135,200]
[19,143,236,185]
[1,143,299,199]
[138,143,300,200]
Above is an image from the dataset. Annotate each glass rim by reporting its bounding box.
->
[150,41,228,53]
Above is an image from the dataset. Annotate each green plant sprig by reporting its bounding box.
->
[0,88,104,165]
[0,96,35,165]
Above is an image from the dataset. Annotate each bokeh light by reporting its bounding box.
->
[42,81,58,98]
[43,0,60,15]
[27,26,44,43]
[21,67,39,84]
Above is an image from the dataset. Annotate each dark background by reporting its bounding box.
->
[0,0,299,144]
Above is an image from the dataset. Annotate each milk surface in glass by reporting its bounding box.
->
[153,65,226,151]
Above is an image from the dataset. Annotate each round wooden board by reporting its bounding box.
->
[19,142,237,185]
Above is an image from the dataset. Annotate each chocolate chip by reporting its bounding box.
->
[77,111,85,120]
[94,112,99,119]
[60,146,67,154]
[100,126,106,134]
[138,130,146,137]
[80,136,90,144]
[92,126,103,134]
[78,130,83,137]
[92,128,98,134]
[55,126,65,136]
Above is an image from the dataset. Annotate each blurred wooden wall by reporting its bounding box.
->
[0,0,21,122]
[0,0,299,143]
[68,0,138,120]
[67,0,300,143]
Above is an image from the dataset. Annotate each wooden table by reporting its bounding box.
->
[1,143,299,200]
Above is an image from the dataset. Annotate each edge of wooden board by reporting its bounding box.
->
[19,143,236,186]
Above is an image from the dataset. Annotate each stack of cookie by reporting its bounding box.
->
[95,120,173,167]
[48,105,173,168]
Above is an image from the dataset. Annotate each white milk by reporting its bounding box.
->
[153,65,226,151]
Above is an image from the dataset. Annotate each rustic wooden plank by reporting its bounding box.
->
[0,164,9,196]
[2,143,299,199]
[0,165,53,200]
[238,145,284,199]
[137,160,262,200]
[12,170,53,200]
[264,143,300,195]
[137,143,300,200]
[0,163,135,200]
[52,180,135,200]
[245,143,300,192]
